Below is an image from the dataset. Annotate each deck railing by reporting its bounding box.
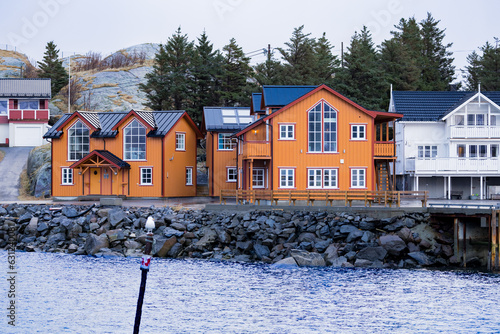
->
[220,189,428,208]
[374,142,395,157]
[242,141,270,159]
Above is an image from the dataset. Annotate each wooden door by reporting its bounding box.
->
[90,168,101,194]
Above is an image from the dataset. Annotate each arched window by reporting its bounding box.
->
[308,101,337,153]
[68,120,90,161]
[124,119,146,160]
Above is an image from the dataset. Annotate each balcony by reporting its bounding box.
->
[9,109,50,121]
[242,141,270,159]
[406,157,500,175]
[450,126,500,139]
[374,142,395,157]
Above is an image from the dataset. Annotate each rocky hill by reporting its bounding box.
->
[0,44,160,114]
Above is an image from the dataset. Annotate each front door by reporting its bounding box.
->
[90,168,101,194]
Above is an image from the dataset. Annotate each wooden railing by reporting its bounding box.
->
[242,141,270,159]
[374,142,395,157]
[220,189,428,208]
[9,109,49,120]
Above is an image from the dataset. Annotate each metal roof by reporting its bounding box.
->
[0,78,51,98]
[392,91,473,121]
[135,110,156,128]
[203,107,253,132]
[94,150,130,168]
[251,93,264,113]
[91,112,126,138]
[43,114,71,139]
[148,110,184,137]
[79,111,101,129]
[262,85,317,107]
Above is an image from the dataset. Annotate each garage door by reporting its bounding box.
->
[14,125,43,147]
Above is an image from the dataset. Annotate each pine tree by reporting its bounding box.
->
[219,38,255,106]
[253,47,285,86]
[419,12,455,90]
[140,44,170,110]
[333,27,387,110]
[313,33,340,85]
[466,39,500,91]
[37,41,68,97]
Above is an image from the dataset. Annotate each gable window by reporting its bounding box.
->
[468,114,485,126]
[0,100,7,114]
[454,115,464,126]
[68,120,90,161]
[351,125,366,140]
[61,168,73,185]
[252,168,265,188]
[227,167,237,182]
[19,100,39,109]
[351,169,366,189]
[279,124,295,140]
[218,133,234,150]
[186,167,193,185]
[140,167,152,185]
[308,101,337,153]
[176,132,185,151]
[279,168,294,188]
[418,145,437,158]
[124,119,146,160]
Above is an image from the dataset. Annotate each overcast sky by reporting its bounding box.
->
[1,0,498,84]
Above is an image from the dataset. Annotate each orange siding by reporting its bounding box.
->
[207,132,238,196]
[270,90,374,191]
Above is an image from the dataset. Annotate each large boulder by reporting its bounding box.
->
[290,249,326,267]
[379,235,407,256]
[408,251,435,266]
[84,233,109,255]
[356,246,387,262]
[271,257,298,268]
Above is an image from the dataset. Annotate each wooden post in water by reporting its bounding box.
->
[492,211,498,271]
[134,217,155,334]
[463,220,467,268]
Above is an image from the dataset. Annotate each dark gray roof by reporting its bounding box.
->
[0,78,51,98]
[135,110,156,128]
[203,107,253,132]
[94,150,130,168]
[391,91,500,121]
[44,110,189,139]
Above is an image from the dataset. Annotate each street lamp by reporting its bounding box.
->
[133,216,154,333]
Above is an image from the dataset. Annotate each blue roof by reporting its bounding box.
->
[44,110,189,139]
[251,93,264,113]
[262,85,317,107]
[203,107,253,132]
[391,91,500,122]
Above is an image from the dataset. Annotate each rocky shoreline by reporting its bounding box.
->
[0,203,468,269]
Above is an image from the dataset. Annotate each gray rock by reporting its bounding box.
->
[68,244,78,253]
[379,235,407,256]
[215,226,231,244]
[329,256,348,267]
[314,240,330,253]
[106,229,126,243]
[361,231,374,243]
[290,249,326,267]
[344,251,357,261]
[253,244,270,260]
[236,240,253,252]
[356,246,387,261]
[157,237,177,257]
[346,230,364,243]
[62,207,79,218]
[408,251,435,266]
[37,221,48,232]
[170,222,186,231]
[339,225,358,234]
[108,209,126,227]
[246,221,260,234]
[354,259,373,267]
[68,224,83,239]
[167,242,182,258]
[84,234,110,255]
[33,163,51,198]
[18,212,32,223]
[124,240,142,250]
[359,218,376,230]
[46,233,67,246]
[163,227,184,238]
[25,217,39,236]
[323,244,339,265]
[89,222,99,232]
[195,228,217,249]
[271,257,298,268]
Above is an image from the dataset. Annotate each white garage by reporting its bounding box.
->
[10,123,46,147]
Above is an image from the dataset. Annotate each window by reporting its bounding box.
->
[176,133,185,151]
[468,114,485,126]
[186,167,193,185]
[19,100,38,109]
[479,145,487,157]
[308,168,338,189]
[308,101,337,153]
[252,169,265,188]
[124,119,146,160]
[308,169,322,188]
[0,100,7,114]
[469,145,477,158]
[279,169,294,188]
[140,167,152,185]
[492,145,499,158]
[491,115,497,126]
[457,144,466,158]
[279,124,295,140]
[227,167,237,182]
[68,120,90,161]
[351,169,366,188]
[418,145,437,158]
[455,115,464,125]
[62,168,73,185]
[351,125,366,140]
[218,133,234,150]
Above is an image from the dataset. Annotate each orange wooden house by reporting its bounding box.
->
[201,107,254,196]
[231,85,402,192]
[43,110,202,198]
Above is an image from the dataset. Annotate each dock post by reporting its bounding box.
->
[492,210,498,271]
[463,220,467,268]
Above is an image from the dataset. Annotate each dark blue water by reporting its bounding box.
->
[1,251,500,333]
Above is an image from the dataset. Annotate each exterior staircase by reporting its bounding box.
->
[376,161,392,191]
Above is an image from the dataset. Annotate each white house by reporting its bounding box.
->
[0,78,51,147]
[390,88,500,199]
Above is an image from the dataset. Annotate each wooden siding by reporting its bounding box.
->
[206,132,238,196]
[51,114,198,198]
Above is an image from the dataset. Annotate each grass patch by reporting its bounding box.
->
[0,149,5,163]
[18,169,39,201]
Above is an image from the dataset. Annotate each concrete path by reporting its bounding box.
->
[0,147,33,201]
